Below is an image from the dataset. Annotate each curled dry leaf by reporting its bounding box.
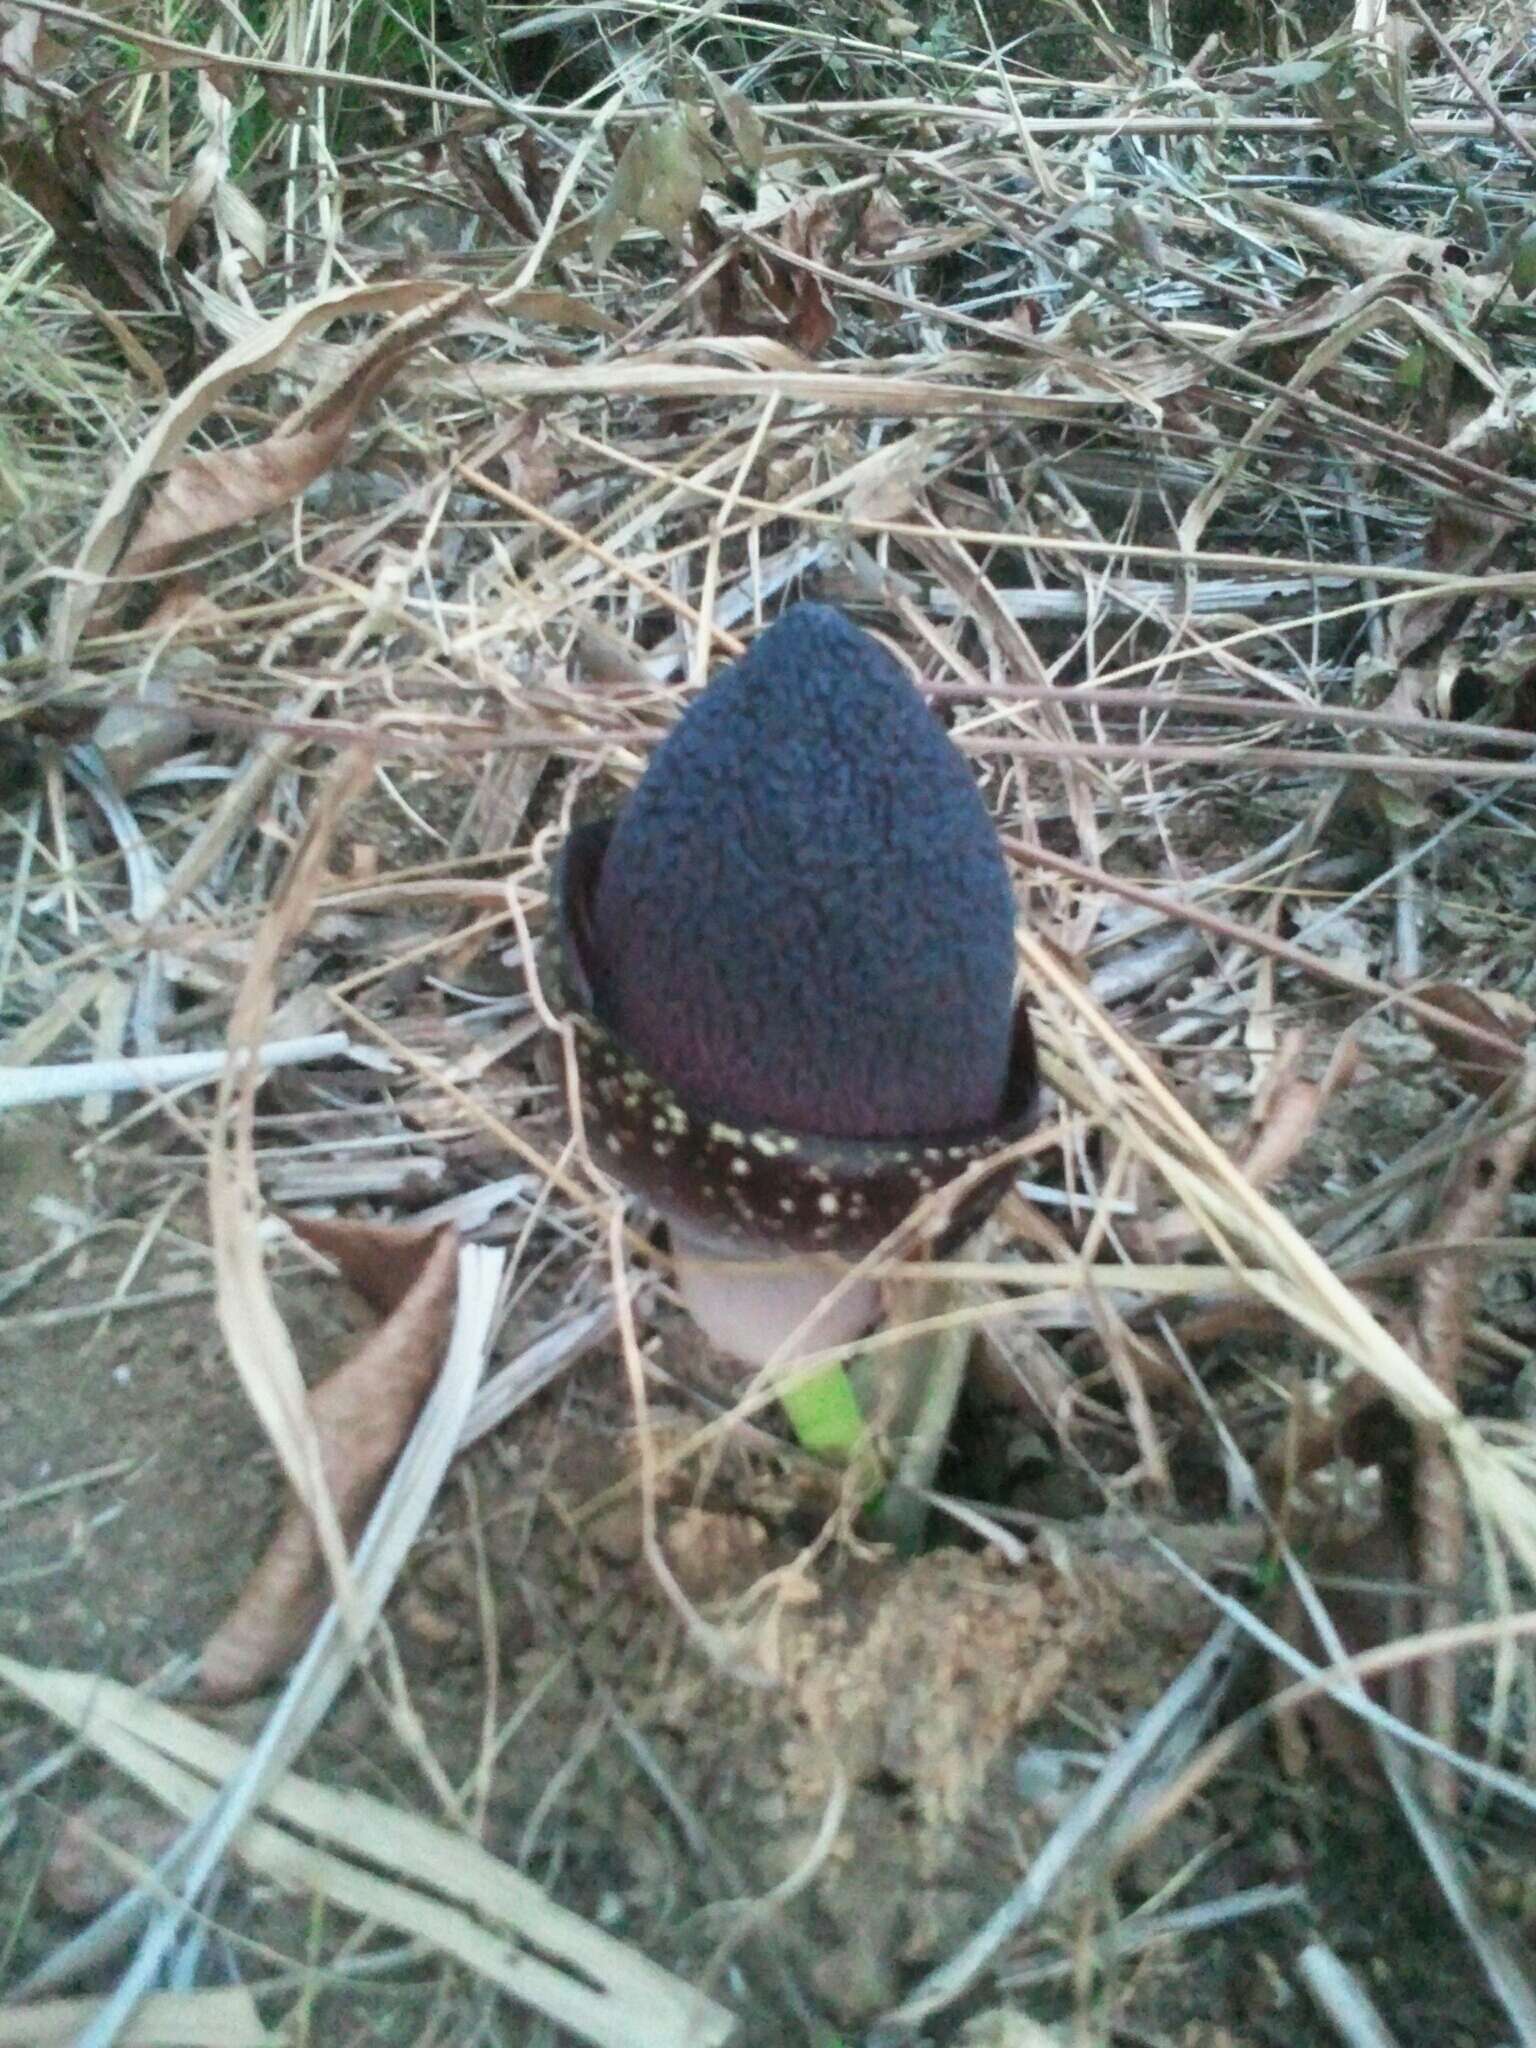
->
[55,104,170,260]
[1250,192,1504,313]
[199,1219,459,1701]
[700,67,765,175]
[589,108,720,267]
[856,187,913,257]
[54,276,467,669]
[118,289,470,582]
[473,410,561,508]
[777,199,838,356]
[165,63,266,266]
[0,126,168,318]
[449,130,543,242]
[1416,982,1529,1099]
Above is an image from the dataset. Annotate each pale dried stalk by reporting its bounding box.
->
[206,755,370,1624]
[1413,1058,1536,1810]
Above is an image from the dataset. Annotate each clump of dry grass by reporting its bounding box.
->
[3,0,1536,2042]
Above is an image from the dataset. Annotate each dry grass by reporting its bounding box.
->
[4,0,1536,2042]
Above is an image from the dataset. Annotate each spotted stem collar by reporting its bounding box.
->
[548,819,1040,1258]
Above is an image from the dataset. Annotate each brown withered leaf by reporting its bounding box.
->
[199,1220,458,1701]
[55,102,171,257]
[90,675,192,791]
[1382,499,1513,679]
[284,1211,450,1316]
[117,289,468,580]
[856,188,912,257]
[449,129,542,242]
[700,67,765,175]
[260,71,308,123]
[0,127,168,316]
[589,107,722,267]
[43,1792,180,1916]
[119,425,354,581]
[487,287,623,336]
[693,207,745,335]
[774,198,838,356]
[474,409,560,506]
[56,277,469,667]
[1416,983,1530,1100]
[1249,192,1502,312]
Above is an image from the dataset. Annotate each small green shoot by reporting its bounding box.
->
[776,1359,867,1461]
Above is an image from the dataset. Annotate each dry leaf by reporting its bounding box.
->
[118,290,468,581]
[166,64,243,259]
[1251,192,1502,311]
[56,103,170,258]
[0,127,166,317]
[450,129,542,242]
[487,287,625,335]
[43,1792,181,1915]
[90,677,192,790]
[778,198,838,356]
[856,188,912,256]
[589,106,724,266]
[285,1210,453,1317]
[200,1219,459,1700]
[701,68,765,174]
[1382,499,1513,678]
[54,276,467,668]
[0,5,46,121]
[1416,983,1529,1099]
[476,410,561,506]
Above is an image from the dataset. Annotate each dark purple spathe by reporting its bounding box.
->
[587,603,1017,1142]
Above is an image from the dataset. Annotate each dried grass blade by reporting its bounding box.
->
[206,756,367,1619]
[0,1596,733,2048]
[0,1035,351,1111]
[875,1620,1241,2032]
[0,1987,275,2047]
[16,1246,500,2040]
[52,279,468,668]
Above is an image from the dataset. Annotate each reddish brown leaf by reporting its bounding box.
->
[449,129,542,242]
[284,1211,450,1318]
[776,199,838,357]
[855,189,911,257]
[118,428,350,580]
[1416,982,1529,1099]
[117,290,469,581]
[44,1793,180,1916]
[199,1221,458,1700]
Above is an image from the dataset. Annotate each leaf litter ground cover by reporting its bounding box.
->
[3,2,1536,2044]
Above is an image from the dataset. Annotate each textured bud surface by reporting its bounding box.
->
[589,603,1016,1140]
